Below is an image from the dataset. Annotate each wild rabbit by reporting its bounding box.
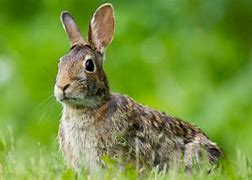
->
[54,3,223,172]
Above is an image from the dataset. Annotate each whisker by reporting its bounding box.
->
[38,94,54,107]
[37,100,55,124]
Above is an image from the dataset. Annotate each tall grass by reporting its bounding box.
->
[0,130,251,179]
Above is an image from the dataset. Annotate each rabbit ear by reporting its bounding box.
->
[61,11,86,47]
[88,3,115,54]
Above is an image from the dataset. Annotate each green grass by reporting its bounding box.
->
[0,129,251,179]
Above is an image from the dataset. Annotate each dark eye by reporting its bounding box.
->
[85,59,95,72]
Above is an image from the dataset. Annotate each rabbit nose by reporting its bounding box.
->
[57,84,70,92]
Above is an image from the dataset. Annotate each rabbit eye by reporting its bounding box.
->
[85,59,95,72]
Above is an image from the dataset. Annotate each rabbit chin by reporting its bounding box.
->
[57,95,104,108]
[54,88,104,108]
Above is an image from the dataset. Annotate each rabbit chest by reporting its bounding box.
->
[59,108,103,171]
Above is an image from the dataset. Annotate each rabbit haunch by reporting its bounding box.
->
[55,3,223,172]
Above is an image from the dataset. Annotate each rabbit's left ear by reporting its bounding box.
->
[61,11,86,47]
[88,3,115,54]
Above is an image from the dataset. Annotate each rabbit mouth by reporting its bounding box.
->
[60,97,77,101]
[57,95,90,106]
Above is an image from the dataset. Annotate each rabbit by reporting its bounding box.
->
[54,3,223,173]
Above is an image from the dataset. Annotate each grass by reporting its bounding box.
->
[0,129,251,180]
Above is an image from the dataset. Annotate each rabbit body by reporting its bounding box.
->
[55,3,223,172]
[59,94,222,171]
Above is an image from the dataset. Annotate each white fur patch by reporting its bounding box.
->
[60,106,100,172]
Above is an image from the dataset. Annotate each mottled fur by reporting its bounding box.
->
[58,94,222,172]
[54,3,223,172]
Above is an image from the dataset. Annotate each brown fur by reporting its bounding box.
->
[54,3,223,172]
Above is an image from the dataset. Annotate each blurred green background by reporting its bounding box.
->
[0,0,252,176]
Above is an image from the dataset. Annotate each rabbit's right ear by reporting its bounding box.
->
[88,4,115,54]
[61,11,86,47]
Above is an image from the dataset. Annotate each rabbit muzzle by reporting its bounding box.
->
[54,79,87,106]
[54,84,73,101]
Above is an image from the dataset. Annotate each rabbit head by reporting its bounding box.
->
[54,4,115,108]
